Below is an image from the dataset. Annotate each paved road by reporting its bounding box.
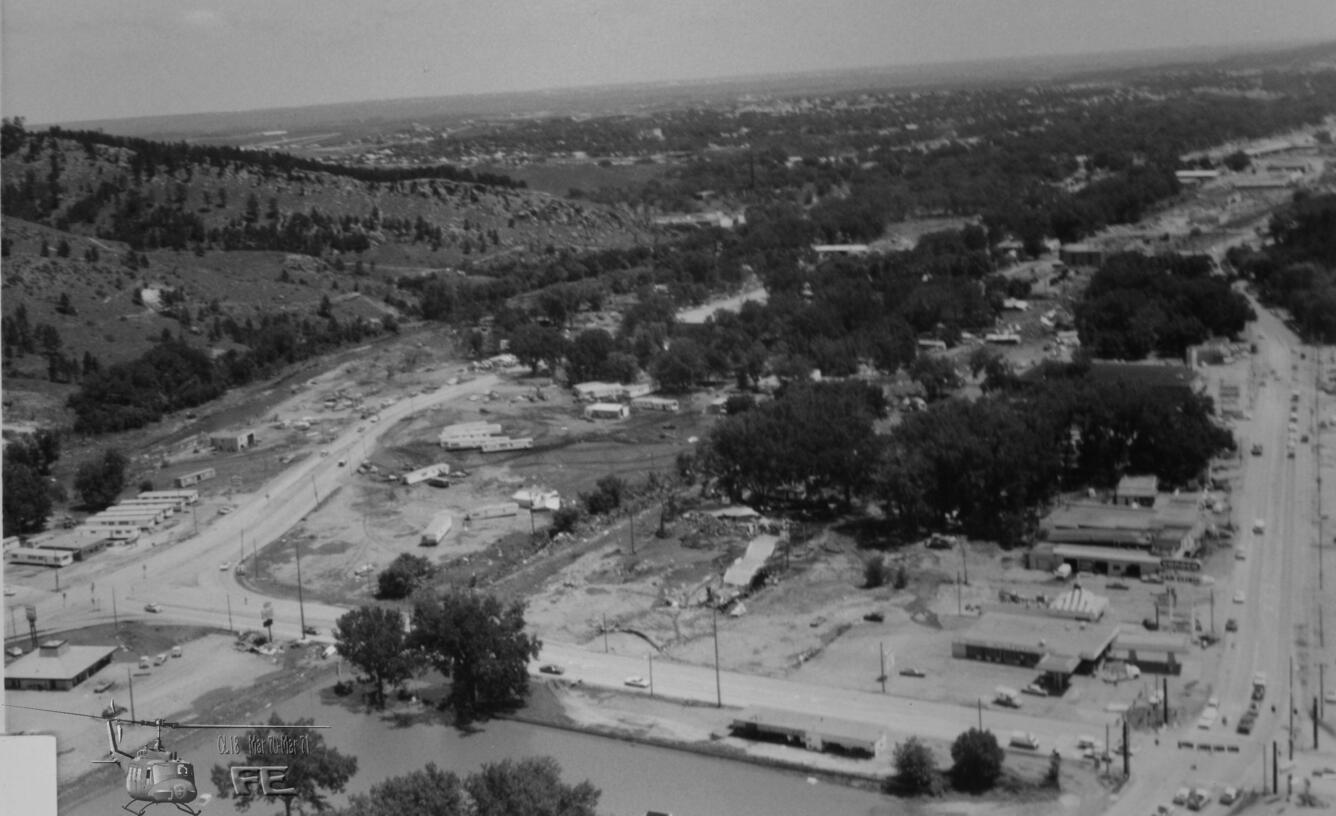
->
[532,640,1104,756]
[15,374,499,643]
[1104,298,1329,815]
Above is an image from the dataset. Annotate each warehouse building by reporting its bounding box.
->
[585,402,629,420]
[1114,475,1159,507]
[175,467,216,488]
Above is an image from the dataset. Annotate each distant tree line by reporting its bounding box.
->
[1,428,62,536]
[1228,192,1336,342]
[68,311,391,434]
[1075,253,1254,359]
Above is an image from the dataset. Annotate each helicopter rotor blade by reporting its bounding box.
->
[1,704,327,731]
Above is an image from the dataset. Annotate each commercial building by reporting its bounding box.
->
[40,538,110,562]
[952,610,1119,692]
[210,430,256,452]
[3,640,117,691]
[730,706,886,758]
[572,381,652,402]
[1114,475,1159,508]
[1108,630,1190,675]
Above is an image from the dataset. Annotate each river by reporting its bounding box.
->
[62,686,899,816]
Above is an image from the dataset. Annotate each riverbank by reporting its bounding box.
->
[508,678,1116,816]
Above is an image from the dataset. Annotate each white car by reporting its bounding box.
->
[624,676,650,689]
[1252,519,1265,534]
[1233,591,1246,604]
[218,561,231,571]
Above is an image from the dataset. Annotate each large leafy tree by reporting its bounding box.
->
[410,592,541,725]
[891,736,940,796]
[466,757,600,816]
[211,716,357,816]
[949,728,1004,793]
[334,606,416,708]
[73,448,128,511]
[3,457,51,535]
[338,762,466,816]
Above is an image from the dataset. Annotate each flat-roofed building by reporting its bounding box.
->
[210,429,256,452]
[730,706,886,758]
[3,639,117,691]
[951,610,1119,676]
[1108,630,1190,675]
[1115,475,1159,507]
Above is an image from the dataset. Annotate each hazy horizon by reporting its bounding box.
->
[4,0,1336,127]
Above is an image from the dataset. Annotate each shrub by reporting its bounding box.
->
[864,557,888,589]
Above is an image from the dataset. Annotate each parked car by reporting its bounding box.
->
[1220,787,1239,804]
[898,667,926,678]
[91,679,114,693]
[5,646,24,658]
[862,611,885,623]
[539,664,565,675]
[152,653,168,666]
[1233,591,1246,604]
[624,676,650,689]
[144,603,163,613]
[302,625,319,636]
[1172,788,1190,806]
[218,561,231,571]
[1225,618,1238,632]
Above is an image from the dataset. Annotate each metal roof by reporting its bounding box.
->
[5,643,117,682]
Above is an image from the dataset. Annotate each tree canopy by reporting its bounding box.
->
[949,728,1005,793]
[410,592,541,725]
[210,716,357,816]
[73,448,128,511]
[334,606,416,708]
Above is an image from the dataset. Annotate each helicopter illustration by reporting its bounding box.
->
[4,701,328,815]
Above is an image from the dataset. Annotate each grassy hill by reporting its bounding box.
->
[0,123,648,429]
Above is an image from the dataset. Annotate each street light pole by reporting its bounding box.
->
[295,539,306,635]
[712,606,722,708]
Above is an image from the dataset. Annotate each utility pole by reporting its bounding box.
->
[648,653,654,697]
[1122,719,1130,777]
[956,572,962,615]
[960,542,968,585]
[127,667,136,721]
[602,613,608,653]
[977,699,982,731]
[311,473,319,504]
[879,642,886,693]
[1314,697,1320,749]
[295,539,306,635]
[1209,589,1215,634]
[111,589,118,630]
[1274,741,1279,794]
[226,594,233,633]
[1162,677,1169,725]
[712,606,722,708]
[629,508,635,555]
[1290,656,1295,760]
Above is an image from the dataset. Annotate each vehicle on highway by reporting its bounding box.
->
[624,676,650,688]
[1252,673,1267,701]
[138,656,151,669]
[1008,731,1039,749]
[1225,618,1238,632]
[144,603,163,613]
[898,667,926,678]
[1251,443,1263,456]
[170,646,182,658]
[539,664,565,675]
[1253,519,1265,533]
[1233,591,1246,604]
[153,653,168,666]
[994,686,1022,708]
[1235,548,1246,561]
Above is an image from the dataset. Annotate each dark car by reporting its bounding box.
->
[1142,617,1159,631]
[302,625,319,636]
[1225,618,1238,632]
[898,668,926,678]
[539,664,565,675]
[863,611,885,623]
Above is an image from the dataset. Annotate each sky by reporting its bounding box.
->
[2,0,1335,125]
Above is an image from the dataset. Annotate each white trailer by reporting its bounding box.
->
[468,503,519,521]
[403,462,450,485]
[480,437,534,452]
[442,435,502,450]
[420,512,454,546]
